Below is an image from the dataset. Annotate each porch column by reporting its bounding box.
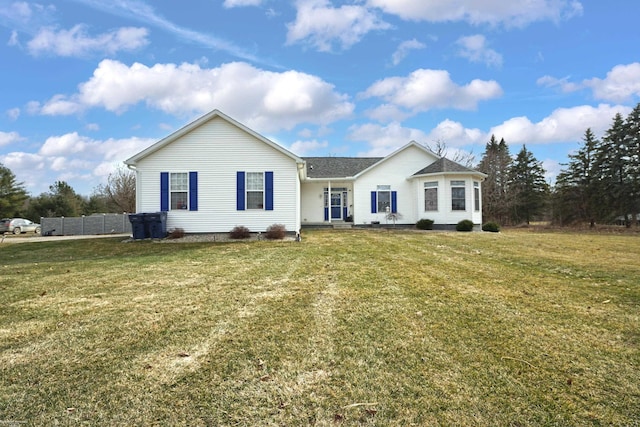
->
[327,180,331,223]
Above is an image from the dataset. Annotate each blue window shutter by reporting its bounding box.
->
[391,191,397,213]
[371,191,377,213]
[324,207,329,221]
[265,171,274,211]
[236,171,245,211]
[189,172,198,211]
[160,172,169,211]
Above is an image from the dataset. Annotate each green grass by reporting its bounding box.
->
[1,229,639,426]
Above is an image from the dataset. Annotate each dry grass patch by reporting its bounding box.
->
[0,230,639,425]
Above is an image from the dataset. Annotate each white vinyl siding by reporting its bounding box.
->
[135,116,300,233]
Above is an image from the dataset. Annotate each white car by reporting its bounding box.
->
[0,218,42,234]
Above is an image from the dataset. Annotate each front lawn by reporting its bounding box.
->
[1,229,638,425]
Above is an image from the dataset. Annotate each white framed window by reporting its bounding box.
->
[246,172,264,209]
[170,172,188,210]
[451,180,466,211]
[377,185,391,213]
[474,182,480,212]
[424,181,438,211]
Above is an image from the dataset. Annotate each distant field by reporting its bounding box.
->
[1,229,638,425]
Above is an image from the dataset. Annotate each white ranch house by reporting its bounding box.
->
[124,110,485,233]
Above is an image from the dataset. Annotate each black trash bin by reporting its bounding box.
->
[146,212,167,239]
[128,213,147,240]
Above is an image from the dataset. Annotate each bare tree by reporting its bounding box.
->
[100,167,136,213]
[425,139,476,167]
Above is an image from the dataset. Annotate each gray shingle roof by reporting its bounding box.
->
[413,157,478,175]
[303,157,382,178]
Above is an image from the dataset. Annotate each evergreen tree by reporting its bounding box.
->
[26,181,86,219]
[477,135,512,224]
[509,145,549,224]
[0,163,28,218]
[554,128,599,226]
[623,103,640,225]
[593,113,632,225]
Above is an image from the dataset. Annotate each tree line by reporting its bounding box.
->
[478,102,640,227]
[0,166,135,221]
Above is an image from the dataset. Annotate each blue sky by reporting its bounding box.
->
[1,0,639,196]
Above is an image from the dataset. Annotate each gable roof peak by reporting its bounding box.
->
[413,157,485,177]
[125,109,303,165]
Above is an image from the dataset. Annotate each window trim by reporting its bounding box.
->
[246,171,265,210]
[170,172,189,210]
[371,185,397,214]
[451,180,466,211]
[424,181,438,211]
[474,181,480,212]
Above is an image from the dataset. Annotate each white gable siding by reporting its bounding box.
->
[353,145,437,225]
[135,116,300,233]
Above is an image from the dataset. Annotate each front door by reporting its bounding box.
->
[330,191,342,220]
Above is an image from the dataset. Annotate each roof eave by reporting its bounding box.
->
[303,176,356,182]
[411,171,487,180]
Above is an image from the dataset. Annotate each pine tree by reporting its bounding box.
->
[509,145,549,224]
[593,113,632,225]
[477,135,512,224]
[554,128,599,226]
[26,181,87,219]
[623,103,640,225]
[0,163,28,218]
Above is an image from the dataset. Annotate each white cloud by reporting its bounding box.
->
[6,108,20,121]
[538,63,640,102]
[34,59,354,132]
[365,104,411,122]
[0,130,23,146]
[0,1,34,24]
[537,75,581,93]
[348,121,429,156]
[27,25,149,57]
[455,35,502,68]
[360,68,502,117]
[489,104,632,144]
[0,151,46,193]
[8,30,19,46]
[367,0,583,27]
[391,39,426,66]
[583,63,640,103]
[287,0,391,52]
[426,119,484,146]
[67,0,261,63]
[39,132,154,161]
[40,94,84,116]
[290,139,329,154]
[223,0,263,7]
[1,131,154,195]
[39,132,93,156]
